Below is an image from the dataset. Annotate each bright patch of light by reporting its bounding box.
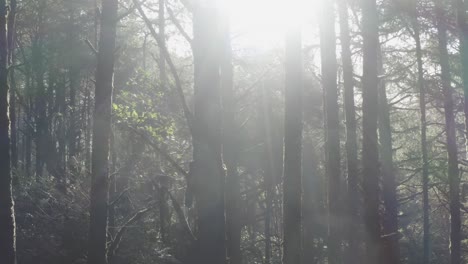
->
[219,0,321,51]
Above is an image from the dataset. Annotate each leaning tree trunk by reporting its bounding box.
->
[412,8,430,263]
[87,0,118,263]
[191,1,226,264]
[435,2,461,264]
[320,0,341,263]
[283,27,303,264]
[338,0,360,263]
[0,0,16,262]
[361,0,382,263]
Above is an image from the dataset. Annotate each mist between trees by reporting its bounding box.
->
[0,0,467,264]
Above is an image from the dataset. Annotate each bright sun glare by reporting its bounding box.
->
[221,0,321,51]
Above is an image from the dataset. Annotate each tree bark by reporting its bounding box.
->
[338,0,360,263]
[320,1,341,263]
[283,27,303,264]
[191,1,226,264]
[220,11,242,264]
[0,0,16,261]
[377,45,400,264]
[452,0,468,159]
[33,36,46,178]
[87,0,118,263]
[412,8,430,263]
[7,0,17,170]
[435,2,461,264]
[361,0,382,263]
[68,7,79,179]
[261,83,274,264]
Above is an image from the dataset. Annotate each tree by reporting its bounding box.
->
[435,1,461,264]
[0,0,16,262]
[220,9,242,264]
[410,2,430,262]
[87,0,118,263]
[8,0,17,170]
[191,1,226,264]
[283,27,303,264]
[320,0,341,262]
[338,0,360,263]
[452,0,468,155]
[378,45,400,264]
[361,0,382,263]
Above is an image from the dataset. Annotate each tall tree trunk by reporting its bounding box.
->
[361,0,382,263]
[453,0,468,158]
[302,140,320,264]
[221,11,242,264]
[157,0,170,246]
[377,46,400,264]
[7,0,17,170]
[0,0,16,262]
[33,37,46,178]
[192,2,226,264]
[108,130,117,237]
[68,7,79,179]
[412,8,430,263]
[87,0,118,263]
[159,0,167,88]
[435,2,461,264]
[85,83,92,173]
[320,1,341,263]
[283,27,303,264]
[338,0,360,263]
[261,83,274,264]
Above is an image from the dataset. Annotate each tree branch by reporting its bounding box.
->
[133,0,193,133]
[107,207,152,261]
[166,6,193,49]
[128,126,189,178]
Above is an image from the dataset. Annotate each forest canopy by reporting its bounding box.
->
[0,0,467,264]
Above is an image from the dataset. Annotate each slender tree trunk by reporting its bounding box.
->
[108,130,117,237]
[338,0,360,263]
[283,27,303,264]
[8,0,17,170]
[221,11,242,264]
[435,2,461,264]
[261,83,274,264]
[377,45,400,264]
[0,0,16,262]
[25,100,32,177]
[85,83,92,173]
[33,37,46,178]
[361,0,382,263]
[320,1,341,262]
[192,2,226,264]
[68,8,79,178]
[159,0,167,88]
[302,140,320,264]
[87,0,118,263]
[453,0,468,158]
[157,0,171,246]
[412,9,430,263]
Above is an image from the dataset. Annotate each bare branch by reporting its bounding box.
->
[133,0,194,133]
[85,39,98,55]
[107,207,152,260]
[166,6,193,49]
